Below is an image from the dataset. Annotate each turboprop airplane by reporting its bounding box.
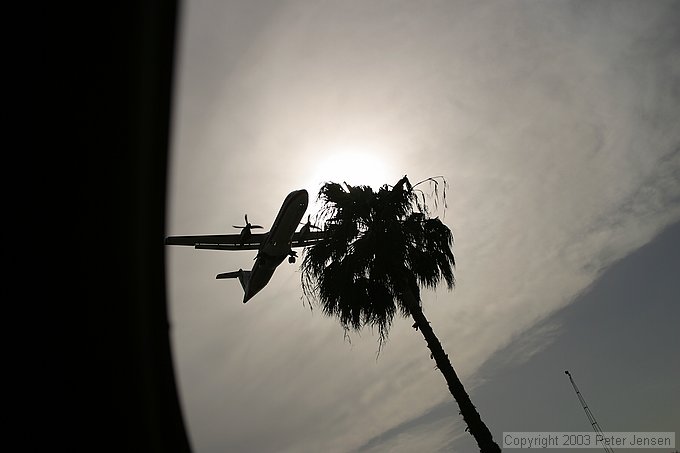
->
[165,189,324,303]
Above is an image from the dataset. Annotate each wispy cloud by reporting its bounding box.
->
[167,0,680,451]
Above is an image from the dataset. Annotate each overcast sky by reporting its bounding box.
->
[165,1,680,452]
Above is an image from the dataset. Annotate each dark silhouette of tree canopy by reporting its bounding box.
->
[301,175,501,453]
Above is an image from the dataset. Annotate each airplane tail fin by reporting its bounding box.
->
[216,269,251,293]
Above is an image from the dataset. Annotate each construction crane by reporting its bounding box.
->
[565,370,614,453]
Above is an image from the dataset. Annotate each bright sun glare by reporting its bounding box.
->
[308,146,395,193]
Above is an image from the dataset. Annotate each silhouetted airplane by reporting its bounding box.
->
[165,189,324,303]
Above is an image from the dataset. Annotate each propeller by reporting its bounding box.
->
[299,215,321,235]
[232,214,263,232]
[233,214,263,244]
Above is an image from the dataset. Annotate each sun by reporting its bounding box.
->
[307,145,396,194]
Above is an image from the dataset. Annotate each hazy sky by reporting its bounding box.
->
[166,1,680,452]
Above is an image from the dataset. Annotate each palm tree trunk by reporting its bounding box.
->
[404,290,501,453]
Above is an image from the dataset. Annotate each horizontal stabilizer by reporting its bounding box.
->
[216,269,251,294]
[216,271,242,279]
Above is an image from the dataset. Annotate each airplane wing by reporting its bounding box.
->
[166,230,326,251]
[165,233,268,251]
[290,230,326,248]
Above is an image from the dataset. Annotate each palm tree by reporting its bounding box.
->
[301,175,501,453]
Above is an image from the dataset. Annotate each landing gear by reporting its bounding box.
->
[288,249,298,264]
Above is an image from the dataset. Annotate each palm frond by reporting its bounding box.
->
[301,175,455,344]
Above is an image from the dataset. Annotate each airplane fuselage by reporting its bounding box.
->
[242,189,309,302]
